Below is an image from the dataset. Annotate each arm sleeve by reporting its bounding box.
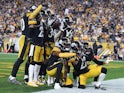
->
[68,57,77,63]
[59,52,76,58]
[29,5,42,19]
[93,58,104,65]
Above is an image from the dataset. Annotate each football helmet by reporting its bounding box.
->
[40,10,46,16]
[48,15,61,29]
[58,37,71,51]
[46,9,52,16]
[29,5,37,12]
[63,16,73,25]
[71,41,80,51]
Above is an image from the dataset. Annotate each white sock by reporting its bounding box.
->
[33,64,41,81]
[28,64,34,82]
[67,73,69,77]
[47,75,51,86]
[73,77,79,87]
[50,77,54,84]
[96,73,106,86]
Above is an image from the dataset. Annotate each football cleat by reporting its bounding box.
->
[94,82,106,90]
[92,81,97,86]
[62,84,73,88]
[8,77,22,85]
[27,81,39,87]
[95,85,100,89]
[38,76,47,84]
[95,85,106,90]
[78,85,86,89]
[54,83,61,89]
[34,80,44,86]
[24,78,29,84]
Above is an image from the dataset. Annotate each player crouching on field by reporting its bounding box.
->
[46,37,76,89]
[70,41,113,89]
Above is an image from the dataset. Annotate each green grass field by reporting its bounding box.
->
[0,53,124,93]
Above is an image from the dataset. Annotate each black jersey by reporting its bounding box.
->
[44,25,55,42]
[45,18,61,42]
[85,47,104,65]
[31,21,44,47]
[60,21,74,41]
[72,58,89,74]
[20,14,29,36]
[85,48,94,61]
[47,55,60,67]
[72,46,104,75]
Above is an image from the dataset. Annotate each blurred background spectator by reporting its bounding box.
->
[0,0,124,60]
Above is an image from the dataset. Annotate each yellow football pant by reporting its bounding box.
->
[33,45,44,62]
[79,64,102,85]
[18,35,30,61]
[45,42,55,59]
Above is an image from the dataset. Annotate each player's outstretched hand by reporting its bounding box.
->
[105,59,113,64]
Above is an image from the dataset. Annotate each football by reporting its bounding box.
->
[52,19,61,29]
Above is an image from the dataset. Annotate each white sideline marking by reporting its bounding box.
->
[0,58,17,59]
[0,52,18,55]
[33,78,124,93]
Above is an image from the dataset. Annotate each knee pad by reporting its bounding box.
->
[101,67,107,74]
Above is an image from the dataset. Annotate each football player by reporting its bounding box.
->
[60,16,74,41]
[61,40,83,88]
[39,12,62,85]
[46,37,76,89]
[71,42,113,89]
[8,5,37,85]
[58,17,75,88]
[27,8,46,87]
[45,12,62,60]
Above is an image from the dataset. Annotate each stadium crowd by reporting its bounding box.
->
[0,0,124,60]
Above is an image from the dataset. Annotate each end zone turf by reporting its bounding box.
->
[33,78,124,93]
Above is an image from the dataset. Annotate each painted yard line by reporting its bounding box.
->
[0,52,18,55]
[0,68,24,71]
[0,62,13,64]
[99,59,124,63]
[0,58,17,59]
[0,74,23,77]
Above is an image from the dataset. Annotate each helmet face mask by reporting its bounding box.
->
[50,14,56,19]
[71,41,80,51]
[65,17,69,23]
[46,10,51,16]
[59,38,71,51]
[29,5,37,12]
[64,16,73,25]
